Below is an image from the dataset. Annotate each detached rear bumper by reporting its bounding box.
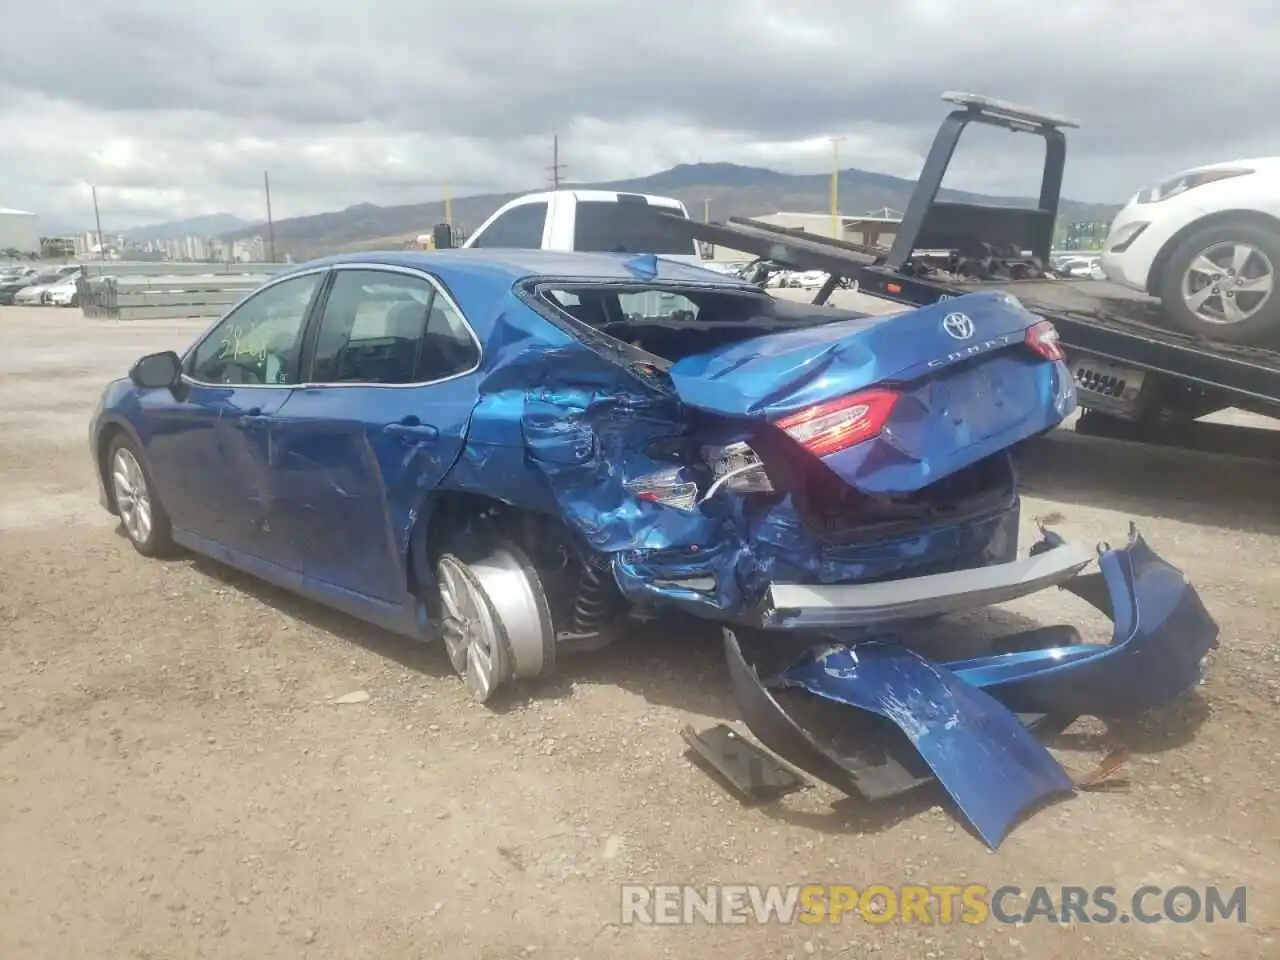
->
[761,540,1094,629]
[725,524,1219,849]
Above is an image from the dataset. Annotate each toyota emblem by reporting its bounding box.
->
[942,312,975,340]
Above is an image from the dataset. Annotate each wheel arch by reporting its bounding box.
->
[95,417,146,515]
[402,487,595,625]
[405,489,542,596]
[1146,208,1280,295]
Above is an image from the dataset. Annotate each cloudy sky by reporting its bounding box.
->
[0,0,1274,231]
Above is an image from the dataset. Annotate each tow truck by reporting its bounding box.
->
[649,92,1280,457]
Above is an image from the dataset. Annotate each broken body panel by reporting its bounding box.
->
[485,285,1076,624]
[726,526,1219,848]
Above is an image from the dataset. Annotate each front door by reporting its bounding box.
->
[269,266,481,605]
[142,269,328,563]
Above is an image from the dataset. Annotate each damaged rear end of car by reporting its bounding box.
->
[515,277,1077,628]
[435,257,1218,846]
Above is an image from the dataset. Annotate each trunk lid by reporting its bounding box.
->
[668,291,1075,494]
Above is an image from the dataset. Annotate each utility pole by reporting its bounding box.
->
[548,135,567,187]
[91,184,105,260]
[703,197,711,223]
[263,171,276,263]
[444,183,453,227]
[829,136,846,239]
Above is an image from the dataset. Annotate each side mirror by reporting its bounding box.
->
[129,350,183,389]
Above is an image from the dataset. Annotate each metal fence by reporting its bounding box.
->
[78,261,282,320]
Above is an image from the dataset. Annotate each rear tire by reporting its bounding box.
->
[1158,219,1280,344]
[107,434,176,558]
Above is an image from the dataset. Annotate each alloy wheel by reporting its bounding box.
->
[1180,241,1275,325]
[436,555,508,702]
[111,447,153,545]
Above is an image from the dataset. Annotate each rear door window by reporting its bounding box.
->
[571,200,692,255]
[308,269,479,384]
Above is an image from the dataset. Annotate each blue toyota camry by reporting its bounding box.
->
[89,248,1221,845]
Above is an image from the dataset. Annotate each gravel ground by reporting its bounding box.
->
[1,305,1277,960]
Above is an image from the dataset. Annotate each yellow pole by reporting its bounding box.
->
[829,136,846,239]
[444,184,453,228]
[703,197,711,223]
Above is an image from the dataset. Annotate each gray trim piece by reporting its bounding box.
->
[762,541,1096,629]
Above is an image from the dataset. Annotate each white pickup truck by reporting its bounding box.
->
[457,189,704,264]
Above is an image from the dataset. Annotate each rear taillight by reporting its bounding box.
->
[625,468,699,512]
[776,388,899,457]
[1025,319,1065,361]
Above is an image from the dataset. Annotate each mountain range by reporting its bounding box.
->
[94,162,1120,259]
[216,162,1119,258]
[123,213,259,243]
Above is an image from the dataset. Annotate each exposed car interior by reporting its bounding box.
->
[537,284,875,362]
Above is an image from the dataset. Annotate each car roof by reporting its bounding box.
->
[290,248,755,289]
[503,189,685,208]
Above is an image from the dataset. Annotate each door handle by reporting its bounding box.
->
[384,420,439,442]
[238,412,271,430]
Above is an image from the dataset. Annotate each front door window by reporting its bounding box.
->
[186,272,326,385]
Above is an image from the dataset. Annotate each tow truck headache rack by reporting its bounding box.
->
[647,91,1280,449]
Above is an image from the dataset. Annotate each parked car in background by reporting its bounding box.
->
[0,267,47,304]
[0,264,37,283]
[10,264,80,305]
[461,189,705,264]
[10,270,67,305]
[45,273,82,307]
[1100,157,1280,343]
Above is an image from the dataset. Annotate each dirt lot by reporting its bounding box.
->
[1,304,1278,959]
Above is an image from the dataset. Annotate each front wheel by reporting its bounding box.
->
[107,434,176,557]
[1158,220,1280,344]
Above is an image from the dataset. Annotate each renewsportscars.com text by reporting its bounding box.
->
[619,884,1247,926]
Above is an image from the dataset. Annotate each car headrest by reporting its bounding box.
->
[385,300,427,339]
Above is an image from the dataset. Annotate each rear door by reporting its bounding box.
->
[269,265,481,604]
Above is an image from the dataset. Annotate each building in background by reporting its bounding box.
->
[39,237,76,259]
[0,207,41,256]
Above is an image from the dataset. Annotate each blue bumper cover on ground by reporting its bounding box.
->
[726,525,1219,848]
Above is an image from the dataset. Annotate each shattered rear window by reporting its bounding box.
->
[532,283,859,362]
